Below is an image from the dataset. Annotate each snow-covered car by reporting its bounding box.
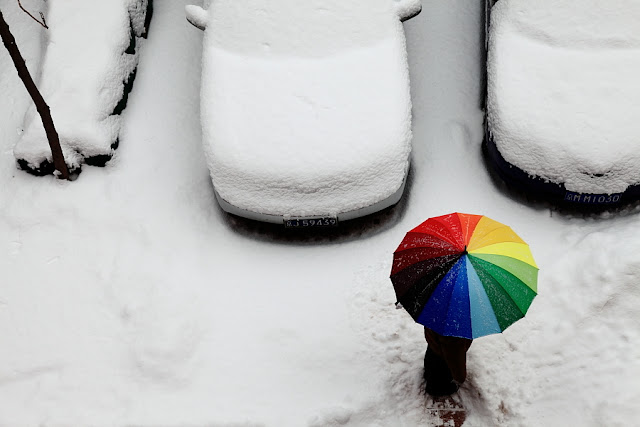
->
[186,0,421,226]
[484,0,640,206]
[13,0,152,175]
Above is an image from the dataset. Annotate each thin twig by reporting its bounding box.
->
[17,0,48,29]
[0,9,69,179]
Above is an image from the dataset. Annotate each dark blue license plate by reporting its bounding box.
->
[284,217,338,228]
[564,192,622,204]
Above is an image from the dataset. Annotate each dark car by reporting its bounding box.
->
[484,0,640,207]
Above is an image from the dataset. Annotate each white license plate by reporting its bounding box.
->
[284,217,338,228]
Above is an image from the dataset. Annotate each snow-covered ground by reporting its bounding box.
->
[1,1,638,426]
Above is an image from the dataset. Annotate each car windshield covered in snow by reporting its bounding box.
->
[208,0,396,57]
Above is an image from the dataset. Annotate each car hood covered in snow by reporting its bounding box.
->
[487,0,640,195]
[198,0,412,218]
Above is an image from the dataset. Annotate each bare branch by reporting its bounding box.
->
[0,9,69,179]
[17,0,48,29]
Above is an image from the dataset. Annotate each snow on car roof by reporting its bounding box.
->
[487,0,640,194]
[199,0,412,217]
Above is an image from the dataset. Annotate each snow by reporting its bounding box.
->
[394,0,422,22]
[487,0,640,194]
[0,0,46,144]
[197,0,412,217]
[11,0,149,171]
[1,0,639,426]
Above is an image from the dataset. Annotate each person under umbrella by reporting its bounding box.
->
[423,327,472,395]
[390,213,538,396]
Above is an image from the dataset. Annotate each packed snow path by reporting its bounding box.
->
[1,1,638,426]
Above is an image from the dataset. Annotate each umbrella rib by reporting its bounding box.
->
[394,255,463,318]
[393,244,460,256]
[478,264,530,316]
[428,256,469,337]
[469,226,521,250]
[470,242,537,268]
[442,258,465,336]
[393,233,462,255]
[470,253,538,292]
[390,249,464,279]
[465,258,502,338]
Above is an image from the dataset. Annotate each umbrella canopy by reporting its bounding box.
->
[391,212,538,339]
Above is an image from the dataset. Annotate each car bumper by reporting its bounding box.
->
[214,173,408,225]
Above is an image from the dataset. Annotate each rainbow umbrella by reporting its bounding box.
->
[391,213,538,339]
